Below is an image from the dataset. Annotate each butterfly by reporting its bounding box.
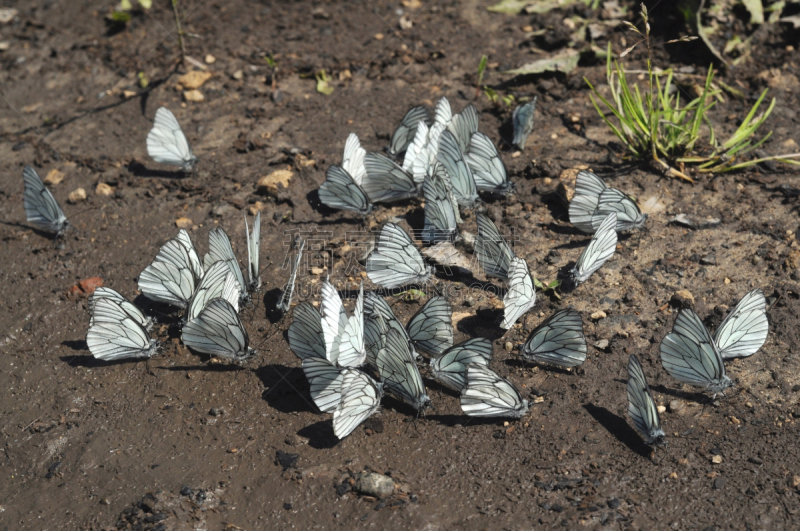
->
[86,298,159,361]
[569,212,617,286]
[438,130,479,209]
[447,103,479,153]
[320,280,366,368]
[362,152,419,203]
[475,213,515,280]
[460,364,529,418]
[364,293,453,358]
[22,166,69,238]
[466,133,514,196]
[366,223,434,289]
[301,357,344,413]
[88,287,154,331]
[182,298,256,362]
[569,171,646,233]
[501,257,536,330]
[341,133,367,185]
[422,162,459,244]
[244,211,261,292]
[333,369,384,439]
[288,302,327,361]
[512,97,537,150]
[376,327,431,413]
[403,121,431,183]
[626,354,666,446]
[138,229,204,308]
[713,289,769,360]
[520,309,587,368]
[388,105,430,158]
[146,107,197,172]
[318,164,372,216]
[430,338,493,392]
[277,239,305,314]
[660,308,733,396]
[186,261,241,321]
[204,227,248,304]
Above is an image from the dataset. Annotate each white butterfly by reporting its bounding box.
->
[430,338,493,392]
[447,103,479,154]
[22,166,69,237]
[342,133,367,185]
[319,164,372,216]
[182,298,256,362]
[627,354,666,446]
[146,107,197,172]
[86,298,159,361]
[460,364,529,418]
[422,162,459,244]
[466,132,514,196]
[301,357,344,413]
[186,261,241,321]
[244,211,261,292]
[362,152,419,203]
[277,240,305,314]
[204,227,248,304]
[569,212,617,286]
[138,229,204,308]
[713,289,769,360]
[438,130,479,209]
[475,213,515,280]
[88,287,154,331]
[366,223,433,289]
[323,281,366,368]
[333,369,384,439]
[660,309,733,396]
[521,309,587,367]
[388,105,430,158]
[501,257,536,330]
[570,171,646,233]
[403,121,430,180]
[512,98,537,150]
[376,328,431,413]
[287,302,327,361]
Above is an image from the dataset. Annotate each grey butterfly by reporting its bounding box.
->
[204,227,248,304]
[570,171,646,233]
[333,369,384,439]
[277,240,305,314]
[22,166,69,238]
[288,302,327,361]
[186,261,241,322]
[319,164,372,216]
[182,298,256,362]
[138,229,204,309]
[146,107,197,172]
[244,211,261,292]
[512,97,537,150]
[569,213,617,286]
[475,213,515,280]
[713,288,769,360]
[86,298,159,361]
[627,354,666,446]
[422,162,459,244]
[501,257,536,330]
[438,130,479,209]
[388,105,430,158]
[447,103,479,153]
[377,328,431,413]
[466,133,514,196]
[430,338,493,392]
[88,287,154,331]
[362,152,419,203]
[521,309,587,368]
[460,364,529,418]
[364,293,453,359]
[366,223,433,289]
[660,308,733,396]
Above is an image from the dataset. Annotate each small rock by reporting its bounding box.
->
[257,170,293,196]
[793,475,800,489]
[100,498,111,505]
[67,188,86,203]
[183,89,204,102]
[232,69,243,80]
[374,33,384,40]
[177,70,213,89]
[463,298,475,308]
[593,339,609,350]
[668,400,685,413]
[175,217,193,229]
[249,201,265,215]
[271,90,283,103]
[284,434,309,446]
[607,498,620,509]
[504,342,514,352]
[670,290,695,309]
[657,405,666,414]
[700,254,716,266]
[0,41,9,51]
[711,455,723,464]
[310,267,324,275]
[95,182,114,196]
[283,502,292,510]
[208,408,222,416]
[590,310,607,320]
[180,486,193,496]
[713,477,726,490]
[748,456,763,465]
[44,168,65,185]
[122,90,136,99]
[204,54,216,64]
[275,450,299,470]
[355,472,394,499]
[336,482,352,496]
[0,8,18,24]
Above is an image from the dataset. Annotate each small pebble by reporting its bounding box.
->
[67,188,86,203]
[590,310,606,320]
[711,455,723,464]
[204,54,216,64]
[504,342,513,352]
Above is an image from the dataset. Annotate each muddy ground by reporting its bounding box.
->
[2,0,800,529]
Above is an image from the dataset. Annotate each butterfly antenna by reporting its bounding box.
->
[767,292,782,312]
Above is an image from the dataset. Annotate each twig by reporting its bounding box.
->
[171,0,187,71]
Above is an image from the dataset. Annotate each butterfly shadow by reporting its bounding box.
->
[127,161,188,179]
[0,220,62,242]
[297,420,339,450]
[457,308,506,340]
[503,358,576,377]
[650,384,711,405]
[252,363,319,414]
[426,414,501,428]
[59,354,145,368]
[582,404,651,458]
[262,288,285,324]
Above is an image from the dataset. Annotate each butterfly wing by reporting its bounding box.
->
[277,240,305,313]
[288,302,327,361]
[626,354,665,446]
[501,257,536,330]
[569,170,607,234]
[422,163,459,244]
[521,309,587,367]
[475,213,515,280]
[466,133,513,195]
[512,98,537,150]
[438,130,479,209]
[660,309,731,392]
[339,282,366,368]
[447,103,479,153]
[182,298,253,361]
[570,212,617,285]
[402,121,430,177]
[319,165,372,215]
[89,287,152,330]
[376,328,429,411]
[138,233,201,308]
[431,338,493,392]
[302,357,344,413]
[204,227,247,302]
[187,261,241,321]
[389,105,430,158]
[22,166,68,235]
[245,211,261,292]
[342,133,367,185]
[146,107,196,171]
[460,364,529,418]
[713,289,769,360]
[366,223,432,288]
[320,280,349,364]
[591,187,648,232]
[362,152,419,203]
[87,299,157,361]
[406,296,453,356]
[333,370,384,439]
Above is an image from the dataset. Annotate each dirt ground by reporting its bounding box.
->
[2,0,800,529]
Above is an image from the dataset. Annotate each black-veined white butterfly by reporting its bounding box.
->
[342,133,367,185]
[204,227,248,304]
[521,309,587,367]
[182,298,256,362]
[138,229,204,308]
[627,354,666,446]
[388,105,430,158]
[475,213,515,280]
[512,97,537,150]
[244,211,261,292]
[569,212,617,286]
[403,121,430,183]
[430,338,493,392]
[447,103,479,154]
[660,308,733,396]
[288,302,327,361]
[88,287,154,331]
[501,257,536,329]
[186,261,241,321]
[362,152,419,203]
[146,107,197,172]
[329,281,366,368]
[86,298,159,361]
[460,364,529,418]
[318,164,372,216]
[363,310,388,366]
[422,162,458,244]
[569,171,646,233]
[713,289,769,360]
[466,133,514,196]
[363,293,449,361]
[438,130,479,209]
[22,166,69,237]
[302,357,344,413]
[277,239,305,314]
[376,328,431,413]
[366,223,434,289]
[333,369,384,439]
